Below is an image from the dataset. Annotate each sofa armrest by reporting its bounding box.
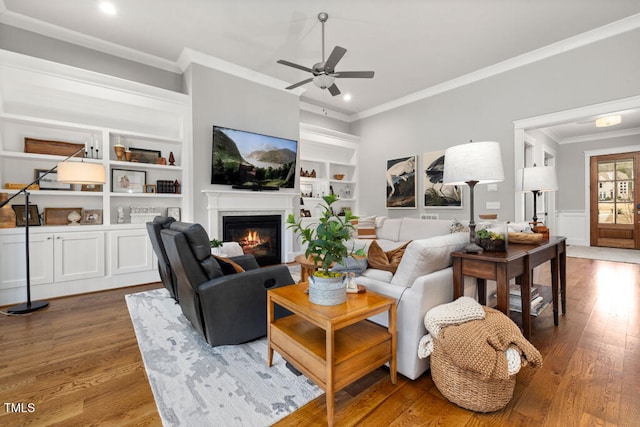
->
[197,265,294,346]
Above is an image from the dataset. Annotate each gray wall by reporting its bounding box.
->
[558,134,640,211]
[186,63,300,227]
[300,110,351,133]
[0,23,183,93]
[351,28,640,221]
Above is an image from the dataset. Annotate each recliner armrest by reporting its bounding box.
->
[196,264,295,346]
[228,254,260,270]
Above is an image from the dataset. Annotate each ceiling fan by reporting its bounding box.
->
[277,12,374,96]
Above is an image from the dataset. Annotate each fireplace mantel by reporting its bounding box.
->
[201,190,298,262]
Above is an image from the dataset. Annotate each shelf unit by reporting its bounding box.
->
[0,49,191,305]
[298,124,359,219]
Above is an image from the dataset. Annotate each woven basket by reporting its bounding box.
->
[430,341,515,412]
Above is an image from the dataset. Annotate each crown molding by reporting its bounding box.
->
[352,13,640,122]
[559,126,640,145]
[0,9,181,73]
[299,102,351,122]
[177,48,304,97]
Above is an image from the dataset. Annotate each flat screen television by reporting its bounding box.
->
[211,126,297,190]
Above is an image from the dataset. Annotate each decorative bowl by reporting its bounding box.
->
[334,174,345,180]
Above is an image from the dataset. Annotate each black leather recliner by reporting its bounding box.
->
[161,221,294,346]
[146,216,179,301]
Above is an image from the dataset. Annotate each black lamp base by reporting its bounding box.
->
[8,300,49,314]
[464,242,484,254]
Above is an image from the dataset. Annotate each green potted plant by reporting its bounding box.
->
[209,238,224,255]
[287,194,364,305]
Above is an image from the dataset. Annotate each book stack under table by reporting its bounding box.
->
[503,284,550,317]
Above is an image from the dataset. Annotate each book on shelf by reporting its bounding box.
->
[495,284,549,316]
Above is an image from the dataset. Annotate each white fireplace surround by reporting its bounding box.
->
[202,190,298,262]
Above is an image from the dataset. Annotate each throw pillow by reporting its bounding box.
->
[213,255,245,275]
[330,256,368,275]
[450,218,469,233]
[367,240,410,273]
[356,215,377,239]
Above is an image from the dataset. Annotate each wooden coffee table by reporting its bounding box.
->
[267,283,396,426]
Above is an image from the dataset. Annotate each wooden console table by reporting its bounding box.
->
[267,283,396,426]
[452,236,567,338]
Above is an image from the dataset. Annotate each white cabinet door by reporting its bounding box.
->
[0,234,54,289]
[109,229,154,275]
[53,231,105,282]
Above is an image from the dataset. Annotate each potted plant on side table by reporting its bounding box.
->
[287,194,365,306]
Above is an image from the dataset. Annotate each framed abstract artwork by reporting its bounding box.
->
[386,155,417,209]
[423,150,462,208]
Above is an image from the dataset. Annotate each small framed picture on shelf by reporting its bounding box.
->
[144,184,157,194]
[12,205,41,226]
[129,147,161,164]
[300,209,312,217]
[112,169,146,193]
[80,209,103,225]
[34,169,72,191]
[167,207,181,221]
[300,183,313,198]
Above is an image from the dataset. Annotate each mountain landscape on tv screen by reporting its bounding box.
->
[211,128,296,188]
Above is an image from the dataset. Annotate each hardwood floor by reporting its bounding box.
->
[1,257,639,426]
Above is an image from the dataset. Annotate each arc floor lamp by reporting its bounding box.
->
[0,148,105,314]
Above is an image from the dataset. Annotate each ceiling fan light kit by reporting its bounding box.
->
[277,12,375,96]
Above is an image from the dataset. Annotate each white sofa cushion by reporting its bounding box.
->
[390,232,468,287]
[376,218,402,241]
[361,268,394,283]
[398,218,454,242]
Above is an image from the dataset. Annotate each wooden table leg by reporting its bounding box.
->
[326,324,335,427]
[560,244,567,315]
[551,251,560,325]
[495,264,509,315]
[453,257,463,299]
[267,293,274,367]
[389,302,397,385]
[521,256,532,339]
[477,278,487,305]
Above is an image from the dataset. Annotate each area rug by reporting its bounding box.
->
[125,288,322,426]
[566,245,639,264]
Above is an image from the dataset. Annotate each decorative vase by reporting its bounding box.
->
[114,144,125,161]
[0,193,16,228]
[169,151,175,166]
[125,150,132,161]
[308,274,347,306]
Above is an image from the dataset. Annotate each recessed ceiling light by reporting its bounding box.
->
[99,2,117,15]
[595,115,622,127]
[343,94,352,102]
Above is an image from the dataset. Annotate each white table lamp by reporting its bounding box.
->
[443,141,505,253]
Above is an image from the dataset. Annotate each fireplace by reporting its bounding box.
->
[223,215,281,266]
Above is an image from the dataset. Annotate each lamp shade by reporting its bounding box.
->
[313,74,335,89]
[517,165,558,192]
[443,141,505,185]
[57,161,106,184]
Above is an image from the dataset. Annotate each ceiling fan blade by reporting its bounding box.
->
[334,71,375,78]
[324,46,347,71]
[277,59,314,74]
[285,77,313,90]
[328,83,341,96]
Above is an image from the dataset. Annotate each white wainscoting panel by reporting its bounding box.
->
[556,210,587,246]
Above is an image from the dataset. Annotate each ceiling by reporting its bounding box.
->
[537,108,640,144]
[1,0,640,119]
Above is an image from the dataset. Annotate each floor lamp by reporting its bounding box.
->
[0,148,105,314]
[517,164,558,231]
[443,141,505,253]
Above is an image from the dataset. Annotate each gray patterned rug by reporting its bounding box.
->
[125,288,321,426]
